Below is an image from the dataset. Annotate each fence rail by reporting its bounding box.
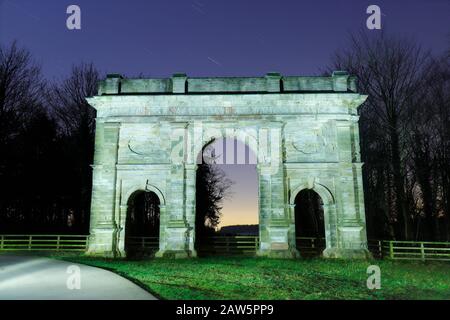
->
[369,240,450,261]
[1,235,449,261]
[198,236,260,256]
[197,236,327,256]
[296,237,326,256]
[0,235,89,251]
[126,236,159,250]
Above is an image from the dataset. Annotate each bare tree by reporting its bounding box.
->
[0,42,59,233]
[47,63,100,231]
[47,63,99,136]
[408,56,450,240]
[329,32,432,240]
[0,41,43,147]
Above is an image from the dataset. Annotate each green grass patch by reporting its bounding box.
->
[57,255,450,300]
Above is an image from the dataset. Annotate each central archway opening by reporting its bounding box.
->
[294,189,325,257]
[195,137,259,256]
[125,190,160,258]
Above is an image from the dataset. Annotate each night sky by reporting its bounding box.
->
[1,0,448,80]
[1,0,448,227]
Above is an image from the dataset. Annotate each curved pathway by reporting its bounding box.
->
[0,255,156,300]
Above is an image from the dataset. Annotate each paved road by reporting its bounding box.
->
[0,255,157,300]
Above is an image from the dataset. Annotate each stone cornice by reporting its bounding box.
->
[87,93,367,118]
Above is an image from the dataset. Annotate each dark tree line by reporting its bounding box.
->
[330,32,450,241]
[0,41,98,234]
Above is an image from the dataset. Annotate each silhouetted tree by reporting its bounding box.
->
[329,32,449,241]
[0,50,100,234]
[47,63,100,233]
[195,143,233,245]
[0,41,51,233]
[0,41,43,145]
[406,56,450,240]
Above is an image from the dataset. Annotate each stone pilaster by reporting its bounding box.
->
[184,164,197,257]
[156,122,195,258]
[155,163,191,258]
[257,165,297,258]
[324,120,370,259]
[87,121,121,257]
[115,204,128,257]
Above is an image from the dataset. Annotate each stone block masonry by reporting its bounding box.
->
[86,71,370,259]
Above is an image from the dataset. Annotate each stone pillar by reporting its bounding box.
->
[287,204,300,255]
[87,121,121,257]
[257,124,297,258]
[156,163,191,258]
[156,204,167,253]
[323,202,338,251]
[266,166,298,258]
[115,204,128,257]
[258,166,273,256]
[156,121,196,258]
[323,120,370,259]
[184,164,197,257]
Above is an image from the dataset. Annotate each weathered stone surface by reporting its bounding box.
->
[86,72,370,259]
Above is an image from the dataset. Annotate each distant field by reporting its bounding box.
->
[59,255,450,300]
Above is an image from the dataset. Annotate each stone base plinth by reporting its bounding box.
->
[86,247,116,258]
[86,227,117,257]
[155,249,197,259]
[257,247,300,259]
[322,248,372,259]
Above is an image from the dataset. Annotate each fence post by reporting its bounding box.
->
[0,235,3,250]
[420,242,425,261]
[389,241,394,259]
[28,236,32,250]
[378,240,382,258]
[312,238,317,254]
[56,236,60,251]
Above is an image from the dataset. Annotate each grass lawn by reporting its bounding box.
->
[58,255,450,300]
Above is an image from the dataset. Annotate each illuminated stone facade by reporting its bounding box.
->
[86,71,370,259]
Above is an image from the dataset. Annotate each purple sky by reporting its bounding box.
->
[1,0,448,81]
[207,139,259,227]
[1,0,448,226]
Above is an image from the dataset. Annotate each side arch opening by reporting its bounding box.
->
[294,189,326,257]
[125,190,160,258]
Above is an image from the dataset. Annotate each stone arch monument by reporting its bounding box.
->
[86,71,370,259]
